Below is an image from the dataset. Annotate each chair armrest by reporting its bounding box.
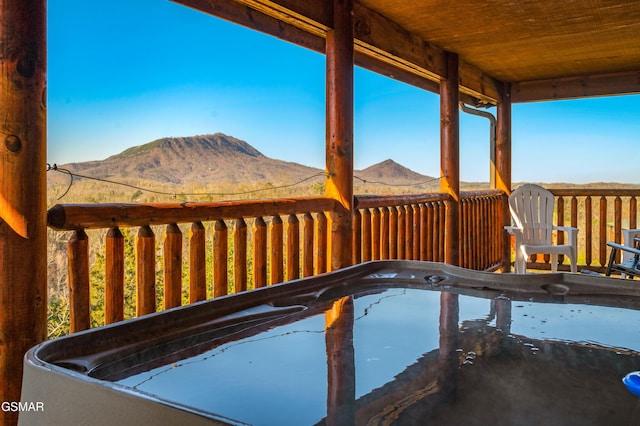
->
[553,225,578,233]
[607,241,640,257]
[504,225,519,235]
[554,225,578,246]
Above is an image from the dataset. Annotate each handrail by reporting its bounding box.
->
[355,193,448,209]
[47,196,337,230]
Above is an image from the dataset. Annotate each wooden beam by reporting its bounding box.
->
[0,0,47,422]
[325,0,354,271]
[512,70,640,103]
[172,0,502,104]
[440,52,460,267]
[173,0,326,53]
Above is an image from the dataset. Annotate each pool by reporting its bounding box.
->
[20,261,640,425]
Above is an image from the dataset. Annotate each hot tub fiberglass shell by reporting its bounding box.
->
[21,261,640,425]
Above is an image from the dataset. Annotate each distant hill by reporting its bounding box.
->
[48,133,436,188]
[355,159,436,185]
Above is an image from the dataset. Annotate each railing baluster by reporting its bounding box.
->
[361,208,372,262]
[614,196,622,263]
[136,225,156,316]
[405,205,413,260]
[585,196,592,266]
[163,223,182,310]
[438,201,446,262]
[105,227,124,324]
[372,208,381,261]
[286,214,300,281]
[631,196,638,229]
[570,196,578,229]
[412,205,420,260]
[599,196,607,266]
[234,218,247,293]
[460,199,469,269]
[481,198,489,269]
[189,222,206,302]
[68,229,90,332]
[316,212,328,274]
[380,207,390,260]
[213,220,228,297]
[397,206,406,260]
[270,215,284,284]
[419,204,427,260]
[253,217,267,288]
[389,206,398,259]
[352,209,362,264]
[303,213,314,277]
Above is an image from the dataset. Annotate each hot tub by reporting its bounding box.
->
[21,261,640,425]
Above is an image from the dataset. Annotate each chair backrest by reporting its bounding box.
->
[508,184,555,245]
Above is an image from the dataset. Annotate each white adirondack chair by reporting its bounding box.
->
[505,184,578,273]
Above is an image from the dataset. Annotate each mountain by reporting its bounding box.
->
[48,133,436,190]
[355,159,436,186]
[50,133,322,186]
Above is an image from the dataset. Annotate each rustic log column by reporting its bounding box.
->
[0,0,47,420]
[325,0,354,271]
[440,52,460,266]
[496,82,512,271]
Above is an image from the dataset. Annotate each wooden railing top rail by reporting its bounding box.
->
[48,196,338,231]
[48,190,510,231]
[460,189,505,198]
[548,188,640,197]
[354,193,449,209]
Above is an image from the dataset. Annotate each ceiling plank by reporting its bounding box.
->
[512,71,640,103]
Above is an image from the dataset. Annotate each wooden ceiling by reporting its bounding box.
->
[175,0,640,104]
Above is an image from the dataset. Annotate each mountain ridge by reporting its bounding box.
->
[49,133,436,187]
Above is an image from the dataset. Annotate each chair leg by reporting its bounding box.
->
[550,253,558,273]
[606,247,617,276]
[570,251,577,273]
[515,248,525,274]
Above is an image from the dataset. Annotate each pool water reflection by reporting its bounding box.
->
[114,286,640,425]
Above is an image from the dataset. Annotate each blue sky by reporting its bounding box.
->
[47,0,640,184]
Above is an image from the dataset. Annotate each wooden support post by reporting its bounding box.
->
[325,0,354,271]
[496,82,512,271]
[0,1,47,421]
[440,52,460,266]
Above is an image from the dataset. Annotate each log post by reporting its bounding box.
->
[0,0,47,421]
[496,82,512,271]
[440,52,460,266]
[325,0,354,271]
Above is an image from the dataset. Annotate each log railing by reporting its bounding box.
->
[459,190,506,271]
[352,190,505,270]
[353,193,448,263]
[51,187,640,334]
[48,196,337,333]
